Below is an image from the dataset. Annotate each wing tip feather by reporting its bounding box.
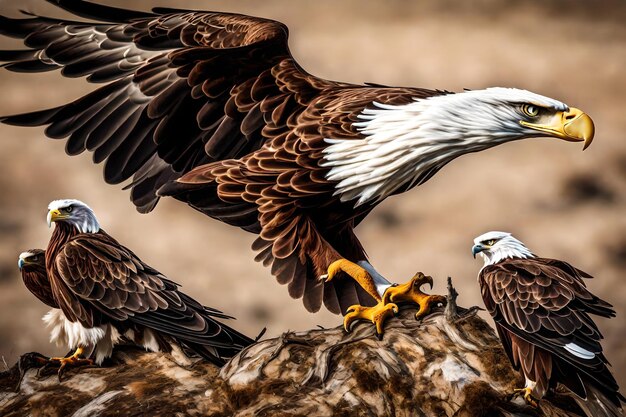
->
[44,0,156,23]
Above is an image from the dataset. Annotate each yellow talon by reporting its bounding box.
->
[323,261,444,338]
[382,272,446,320]
[324,259,382,302]
[48,347,94,380]
[344,301,399,339]
[514,387,539,407]
[324,259,398,338]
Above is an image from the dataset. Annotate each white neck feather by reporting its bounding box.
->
[480,236,535,267]
[320,88,566,207]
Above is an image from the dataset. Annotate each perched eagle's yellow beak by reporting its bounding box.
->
[47,209,64,227]
[520,107,595,150]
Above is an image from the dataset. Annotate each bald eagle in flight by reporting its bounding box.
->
[1,1,595,332]
[17,200,255,376]
[472,231,623,416]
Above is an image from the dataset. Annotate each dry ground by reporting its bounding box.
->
[0,0,624,388]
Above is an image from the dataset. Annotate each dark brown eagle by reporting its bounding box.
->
[18,199,256,374]
[1,1,595,329]
[18,249,57,308]
[472,231,623,416]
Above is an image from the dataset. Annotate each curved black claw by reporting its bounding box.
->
[56,356,95,382]
[37,361,61,379]
[22,352,95,382]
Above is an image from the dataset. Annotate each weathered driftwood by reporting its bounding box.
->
[0,283,586,417]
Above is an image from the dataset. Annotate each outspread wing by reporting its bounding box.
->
[0,1,441,315]
[52,232,252,362]
[0,0,320,213]
[480,257,620,403]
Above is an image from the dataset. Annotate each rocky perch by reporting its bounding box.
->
[0,280,585,417]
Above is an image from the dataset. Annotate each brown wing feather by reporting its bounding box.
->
[0,1,297,212]
[161,87,434,314]
[0,1,441,315]
[51,231,252,361]
[480,257,622,405]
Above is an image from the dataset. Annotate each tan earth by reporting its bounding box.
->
[0,0,624,389]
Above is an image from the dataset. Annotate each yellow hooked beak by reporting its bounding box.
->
[520,107,595,150]
[47,209,64,227]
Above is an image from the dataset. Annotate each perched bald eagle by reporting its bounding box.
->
[472,231,623,417]
[25,199,255,375]
[18,249,56,308]
[1,1,595,330]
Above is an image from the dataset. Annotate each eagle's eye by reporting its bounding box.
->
[64,206,73,213]
[522,104,539,117]
[30,255,38,262]
[483,239,497,246]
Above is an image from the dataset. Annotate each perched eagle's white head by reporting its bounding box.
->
[323,87,595,207]
[47,199,100,233]
[472,231,534,266]
[18,249,44,270]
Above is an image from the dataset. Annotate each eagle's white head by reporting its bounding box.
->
[472,230,534,266]
[323,87,595,206]
[47,199,100,233]
[18,249,45,270]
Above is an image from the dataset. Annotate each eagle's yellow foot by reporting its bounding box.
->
[513,387,539,407]
[322,259,380,301]
[43,347,94,381]
[382,272,446,320]
[344,301,399,339]
[323,259,400,338]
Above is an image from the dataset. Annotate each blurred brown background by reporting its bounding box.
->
[0,0,624,387]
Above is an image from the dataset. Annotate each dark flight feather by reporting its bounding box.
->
[0,0,444,315]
